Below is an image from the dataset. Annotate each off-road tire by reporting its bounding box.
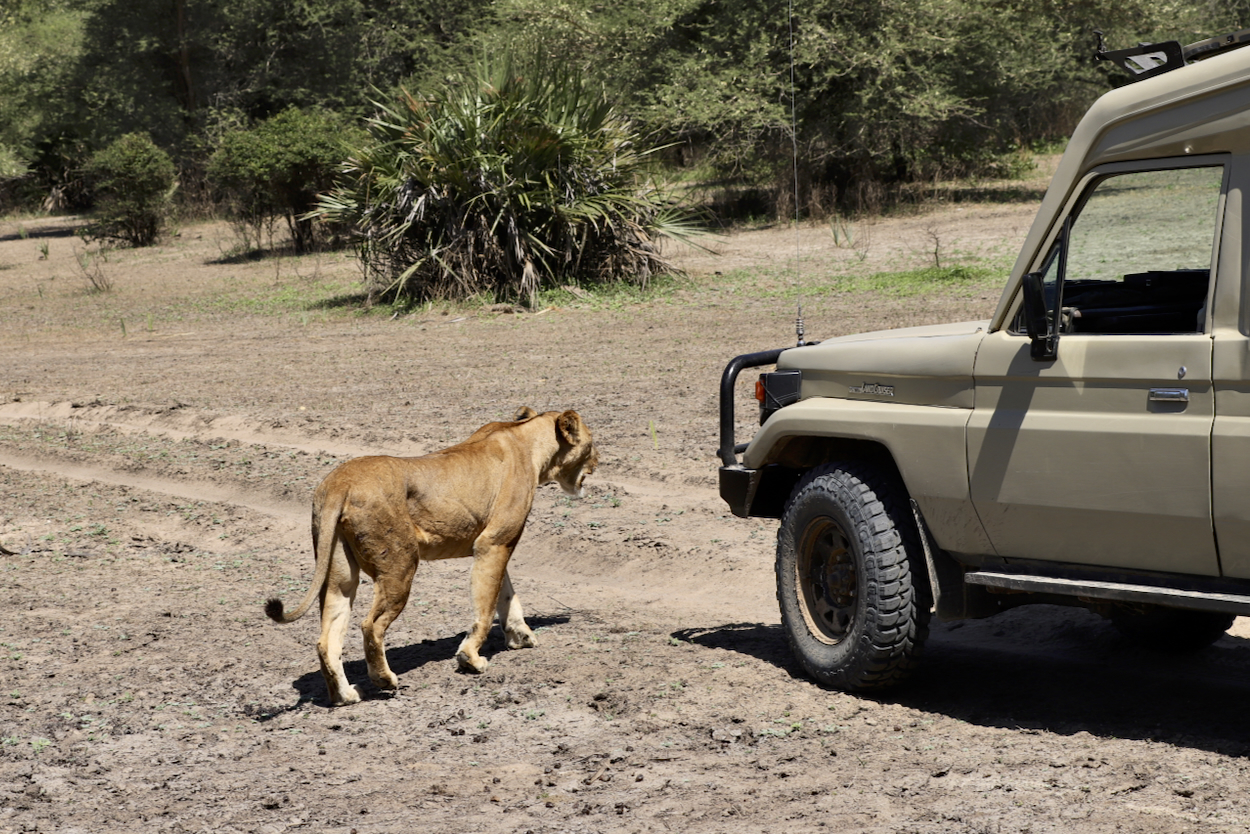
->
[776,462,930,690]
[1110,605,1233,652]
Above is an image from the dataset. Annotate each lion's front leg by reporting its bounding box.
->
[496,570,536,650]
[455,542,513,673]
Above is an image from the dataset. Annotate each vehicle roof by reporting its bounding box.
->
[991,45,1250,330]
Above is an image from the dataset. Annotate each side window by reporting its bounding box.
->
[1018,166,1223,335]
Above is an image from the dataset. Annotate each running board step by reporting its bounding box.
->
[965,571,1250,616]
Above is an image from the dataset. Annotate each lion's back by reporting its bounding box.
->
[313,455,411,509]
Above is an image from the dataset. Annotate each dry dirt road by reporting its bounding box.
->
[2,200,1250,834]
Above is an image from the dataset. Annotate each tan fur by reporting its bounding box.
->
[265,407,597,705]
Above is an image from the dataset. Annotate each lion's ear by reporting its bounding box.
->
[556,410,582,445]
[514,406,538,422]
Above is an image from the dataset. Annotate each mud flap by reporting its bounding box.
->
[910,499,1000,621]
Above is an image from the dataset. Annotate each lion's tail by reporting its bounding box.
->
[264,486,347,624]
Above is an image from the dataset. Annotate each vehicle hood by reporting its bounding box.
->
[776,320,989,408]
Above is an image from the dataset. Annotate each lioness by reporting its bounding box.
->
[265,407,597,705]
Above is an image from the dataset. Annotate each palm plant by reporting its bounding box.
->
[315,56,701,305]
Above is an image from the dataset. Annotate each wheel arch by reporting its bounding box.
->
[746,435,905,519]
[741,398,994,557]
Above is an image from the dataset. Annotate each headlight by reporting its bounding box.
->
[756,369,802,424]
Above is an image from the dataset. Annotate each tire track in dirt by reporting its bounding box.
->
[0,399,426,458]
[0,400,731,520]
[11,408,1248,647]
[0,448,305,521]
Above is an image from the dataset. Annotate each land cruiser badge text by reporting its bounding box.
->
[848,382,895,397]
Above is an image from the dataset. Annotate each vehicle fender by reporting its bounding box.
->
[743,397,995,558]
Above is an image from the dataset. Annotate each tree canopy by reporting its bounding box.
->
[3,0,1248,217]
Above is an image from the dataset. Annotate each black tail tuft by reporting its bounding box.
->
[264,598,285,622]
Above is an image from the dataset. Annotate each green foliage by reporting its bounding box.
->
[0,2,84,156]
[86,133,177,246]
[5,0,1248,224]
[617,0,1223,215]
[470,0,1234,216]
[0,0,88,209]
[0,147,26,180]
[54,0,495,150]
[316,56,702,304]
[207,108,359,253]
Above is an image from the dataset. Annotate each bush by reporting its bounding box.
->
[207,109,358,254]
[316,56,701,304]
[85,133,177,246]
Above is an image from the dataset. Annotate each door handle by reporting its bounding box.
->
[1149,388,1189,403]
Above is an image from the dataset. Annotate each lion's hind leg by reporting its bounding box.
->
[359,556,417,692]
[355,516,421,693]
[496,570,536,650]
[316,533,362,706]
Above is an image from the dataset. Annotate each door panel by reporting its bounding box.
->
[1213,330,1250,578]
[1211,172,1250,579]
[968,331,1217,574]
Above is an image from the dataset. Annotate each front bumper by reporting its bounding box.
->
[719,464,800,519]
[719,465,758,518]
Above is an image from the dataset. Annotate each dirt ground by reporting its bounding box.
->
[3,185,1250,834]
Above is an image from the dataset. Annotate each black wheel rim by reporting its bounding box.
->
[796,514,857,645]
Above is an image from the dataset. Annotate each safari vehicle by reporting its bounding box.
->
[717,29,1250,690]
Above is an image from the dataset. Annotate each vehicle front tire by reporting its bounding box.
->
[776,462,930,690]
[1109,605,1233,652]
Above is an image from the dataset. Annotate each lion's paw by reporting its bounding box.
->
[506,628,537,650]
[332,684,365,707]
[455,650,488,674]
[369,670,399,690]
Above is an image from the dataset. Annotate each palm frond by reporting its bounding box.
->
[313,52,704,304]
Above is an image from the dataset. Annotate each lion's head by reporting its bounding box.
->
[549,409,598,498]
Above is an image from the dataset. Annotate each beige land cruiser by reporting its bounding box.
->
[718,30,1250,690]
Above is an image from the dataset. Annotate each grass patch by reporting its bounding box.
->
[713,263,1003,300]
[361,272,689,317]
[203,272,361,318]
[216,268,693,319]
[858,265,999,296]
[533,274,685,311]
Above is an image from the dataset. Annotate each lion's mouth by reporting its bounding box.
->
[560,477,587,499]
[560,461,595,498]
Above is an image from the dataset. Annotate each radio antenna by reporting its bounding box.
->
[788,0,804,347]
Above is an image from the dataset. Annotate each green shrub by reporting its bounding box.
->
[316,56,702,304]
[0,145,26,180]
[207,109,358,254]
[85,133,176,246]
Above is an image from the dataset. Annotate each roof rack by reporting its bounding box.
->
[1094,27,1250,82]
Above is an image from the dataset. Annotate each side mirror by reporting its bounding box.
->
[1021,216,1070,362]
[1021,271,1056,361]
